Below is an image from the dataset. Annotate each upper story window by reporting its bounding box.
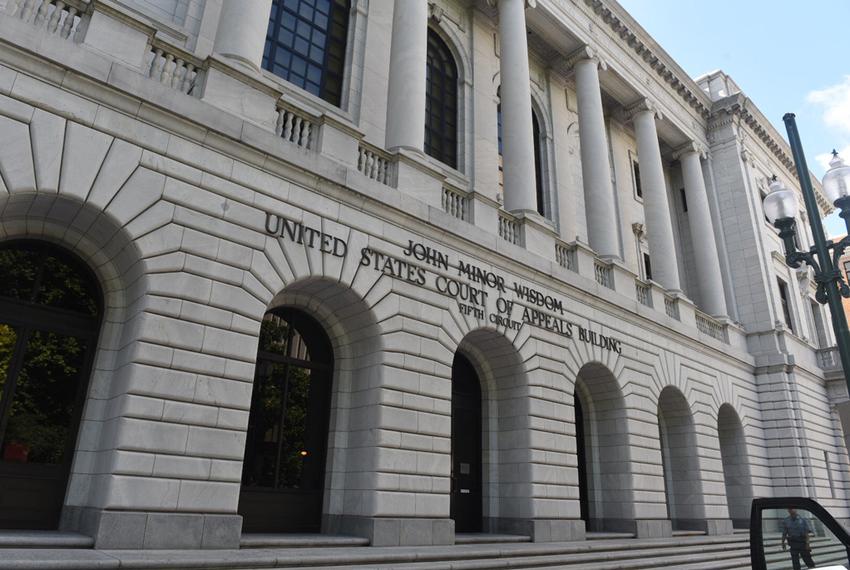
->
[425,29,458,169]
[264,0,350,106]
[632,158,642,199]
[777,277,794,332]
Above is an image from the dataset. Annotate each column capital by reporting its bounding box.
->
[673,141,708,160]
[624,98,662,122]
[563,45,608,71]
[487,0,537,9]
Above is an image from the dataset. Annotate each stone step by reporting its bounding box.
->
[586,532,636,540]
[0,530,94,549]
[454,533,532,544]
[240,534,370,548]
[277,544,753,570]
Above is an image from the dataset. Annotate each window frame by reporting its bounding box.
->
[424,27,460,170]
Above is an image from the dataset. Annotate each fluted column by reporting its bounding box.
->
[385,0,428,152]
[495,0,538,213]
[572,48,618,258]
[213,0,273,72]
[630,101,681,292]
[677,144,727,316]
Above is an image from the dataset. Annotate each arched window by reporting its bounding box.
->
[239,308,334,533]
[0,241,102,529]
[497,98,546,216]
[263,0,350,106]
[425,29,459,169]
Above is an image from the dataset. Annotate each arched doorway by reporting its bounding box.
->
[450,352,482,533]
[657,387,704,531]
[0,241,102,529]
[717,405,753,528]
[573,364,633,532]
[239,308,333,533]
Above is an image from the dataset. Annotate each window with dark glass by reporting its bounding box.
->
[263,0,350,106]
[532,111,545,216]
[0,241,101,530]
[644,253,653,281]
[239,308,333,533]
[425,29,458,169]
[679,188,688,212]
[633,160,642,198]
[777,278,794,331]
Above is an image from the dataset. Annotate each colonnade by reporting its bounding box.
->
[211,0,728,316]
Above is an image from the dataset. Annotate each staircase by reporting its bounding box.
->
[0,530,847,569]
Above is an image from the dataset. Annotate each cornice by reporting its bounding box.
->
[581,0,711,121]
[712,95,832,215]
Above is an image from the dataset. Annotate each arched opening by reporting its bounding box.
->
[450,352,483,533]
[657,386,704,531]
[717,404,753,529]
[239,307,334,533]
[0,240,102,530]
[574,363,634,532]
[425,27,459,169]
[263,0,351,106]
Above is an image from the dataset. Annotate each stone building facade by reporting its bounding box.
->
[0,0,847,551]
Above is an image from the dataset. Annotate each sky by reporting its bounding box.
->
[616,0,850,237]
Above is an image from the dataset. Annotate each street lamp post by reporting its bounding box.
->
[763,113,850,395]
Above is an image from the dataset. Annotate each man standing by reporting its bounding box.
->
[782,508,817,570]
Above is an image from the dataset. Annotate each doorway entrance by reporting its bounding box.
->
[0,242,102,529]
[450,353,482,533]
[239,308,333,533]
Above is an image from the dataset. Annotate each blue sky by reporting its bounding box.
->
[617,0,850,237]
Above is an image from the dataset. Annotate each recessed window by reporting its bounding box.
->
[263,0,350,106]
[644,253,652,281]
[777,278,794,331]
[425,29,459,169]
[632,160,642,199]
[679,188,688,212]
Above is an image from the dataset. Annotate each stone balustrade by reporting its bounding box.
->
[594,260,613,289]
[275,104,315,150]
[555,241,577,272]
[146,40,202,96]
[635,280,652,307]
[8,0,88,40]
[664,295,680,321]
[498,210,519,245]
[695,310,729,343]
[442,186,469,221]
[357,143,394,186]
[817,347,841,371]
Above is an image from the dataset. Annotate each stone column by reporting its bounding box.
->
[630,101,681,292]
[571,47,618,258]
[495,0,538,213]
[213,0,273,72]
[385,0,428,152]
[676,143,728,316]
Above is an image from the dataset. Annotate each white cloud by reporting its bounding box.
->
[808,76,850,133]
[814,144,850,172]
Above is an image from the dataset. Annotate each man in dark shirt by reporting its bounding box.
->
[782,508,817,570]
